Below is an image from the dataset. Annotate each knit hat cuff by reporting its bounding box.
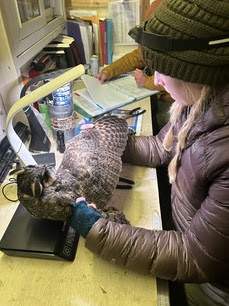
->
[144,49,229,85]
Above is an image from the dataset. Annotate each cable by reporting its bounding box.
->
[2,178,19,202]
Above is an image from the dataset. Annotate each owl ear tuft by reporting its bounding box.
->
[43,166,56,187]
[9,168,25,176]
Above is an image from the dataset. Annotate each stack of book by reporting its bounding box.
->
[66,17,96,65]
[43,34,83,69]
[28,34,83,76]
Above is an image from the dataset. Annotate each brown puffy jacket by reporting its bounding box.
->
[85,85,229,283]
[101,48,174,104]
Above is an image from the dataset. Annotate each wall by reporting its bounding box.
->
[0,10,24,141]
[65,0,150,21]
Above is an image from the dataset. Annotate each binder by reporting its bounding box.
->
[73,74,158,117]
[99,19,107,65]
[66,20,86,64]
[106,18,113,64]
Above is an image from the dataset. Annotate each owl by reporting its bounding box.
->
[11,115,130,224]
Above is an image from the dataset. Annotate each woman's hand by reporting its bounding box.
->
[94,72,108,84]
[75,118,94,136]
[133,69,148,88]
[68,197,101,238]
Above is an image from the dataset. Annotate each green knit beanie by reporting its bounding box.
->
[141,0,229,85]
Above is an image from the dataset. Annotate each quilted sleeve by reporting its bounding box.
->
[122,122,172,167]
[85,218,209,282]
[86,156,229,282]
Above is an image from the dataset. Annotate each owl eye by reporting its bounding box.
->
[43,167,56,187]
[31,179,43,198]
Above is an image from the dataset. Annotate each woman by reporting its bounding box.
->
[69,0,229,304]
[94,0,173,133]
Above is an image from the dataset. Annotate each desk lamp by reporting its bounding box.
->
[6,65,85,166]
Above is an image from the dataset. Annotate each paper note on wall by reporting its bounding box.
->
[108,0,139,45]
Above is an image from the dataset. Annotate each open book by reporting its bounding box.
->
[73,75,158,117]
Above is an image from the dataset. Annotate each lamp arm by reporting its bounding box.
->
[6,65,85,167]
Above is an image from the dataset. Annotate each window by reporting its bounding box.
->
[1,0,66,67]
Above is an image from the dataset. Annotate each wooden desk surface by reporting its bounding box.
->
[0,98,169,306]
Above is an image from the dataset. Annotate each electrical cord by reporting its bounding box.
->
[1,177,19,202]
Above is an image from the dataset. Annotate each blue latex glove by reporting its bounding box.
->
[75,118,93,136]
[68,198,101,238]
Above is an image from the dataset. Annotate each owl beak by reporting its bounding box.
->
[31,179,43,198]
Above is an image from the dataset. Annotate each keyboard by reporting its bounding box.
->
[0,122,29,183]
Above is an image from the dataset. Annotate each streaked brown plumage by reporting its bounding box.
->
[11,115,130,223]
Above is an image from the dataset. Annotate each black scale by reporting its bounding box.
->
[0,204,79,261]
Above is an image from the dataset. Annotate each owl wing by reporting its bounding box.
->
[60,115,128,208]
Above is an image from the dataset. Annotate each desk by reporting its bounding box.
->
[0,98,169,305]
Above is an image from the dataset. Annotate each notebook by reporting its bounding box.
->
[73,75,158,117]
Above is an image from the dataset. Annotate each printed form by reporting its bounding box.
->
[108,0,140,45]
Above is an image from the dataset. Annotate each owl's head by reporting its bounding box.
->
[11,165,56,197]
[10,165,74,221]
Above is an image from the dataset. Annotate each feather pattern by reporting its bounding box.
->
[12,115,129,223]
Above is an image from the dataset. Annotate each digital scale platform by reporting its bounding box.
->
[0,204,79,261]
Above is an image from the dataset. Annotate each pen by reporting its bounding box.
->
[96,103,104,110]
[132,66,147,76]
[142,66,147,73]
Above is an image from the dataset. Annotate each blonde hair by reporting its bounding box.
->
[163,84,212,183]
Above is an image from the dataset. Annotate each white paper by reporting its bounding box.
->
[78,20,91,64]
[68,9,98,17]
[108,0,140,45]
[108,75,159,99]
[80,75,134,109]
[72,91,102,117]
[0,97,6,142]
